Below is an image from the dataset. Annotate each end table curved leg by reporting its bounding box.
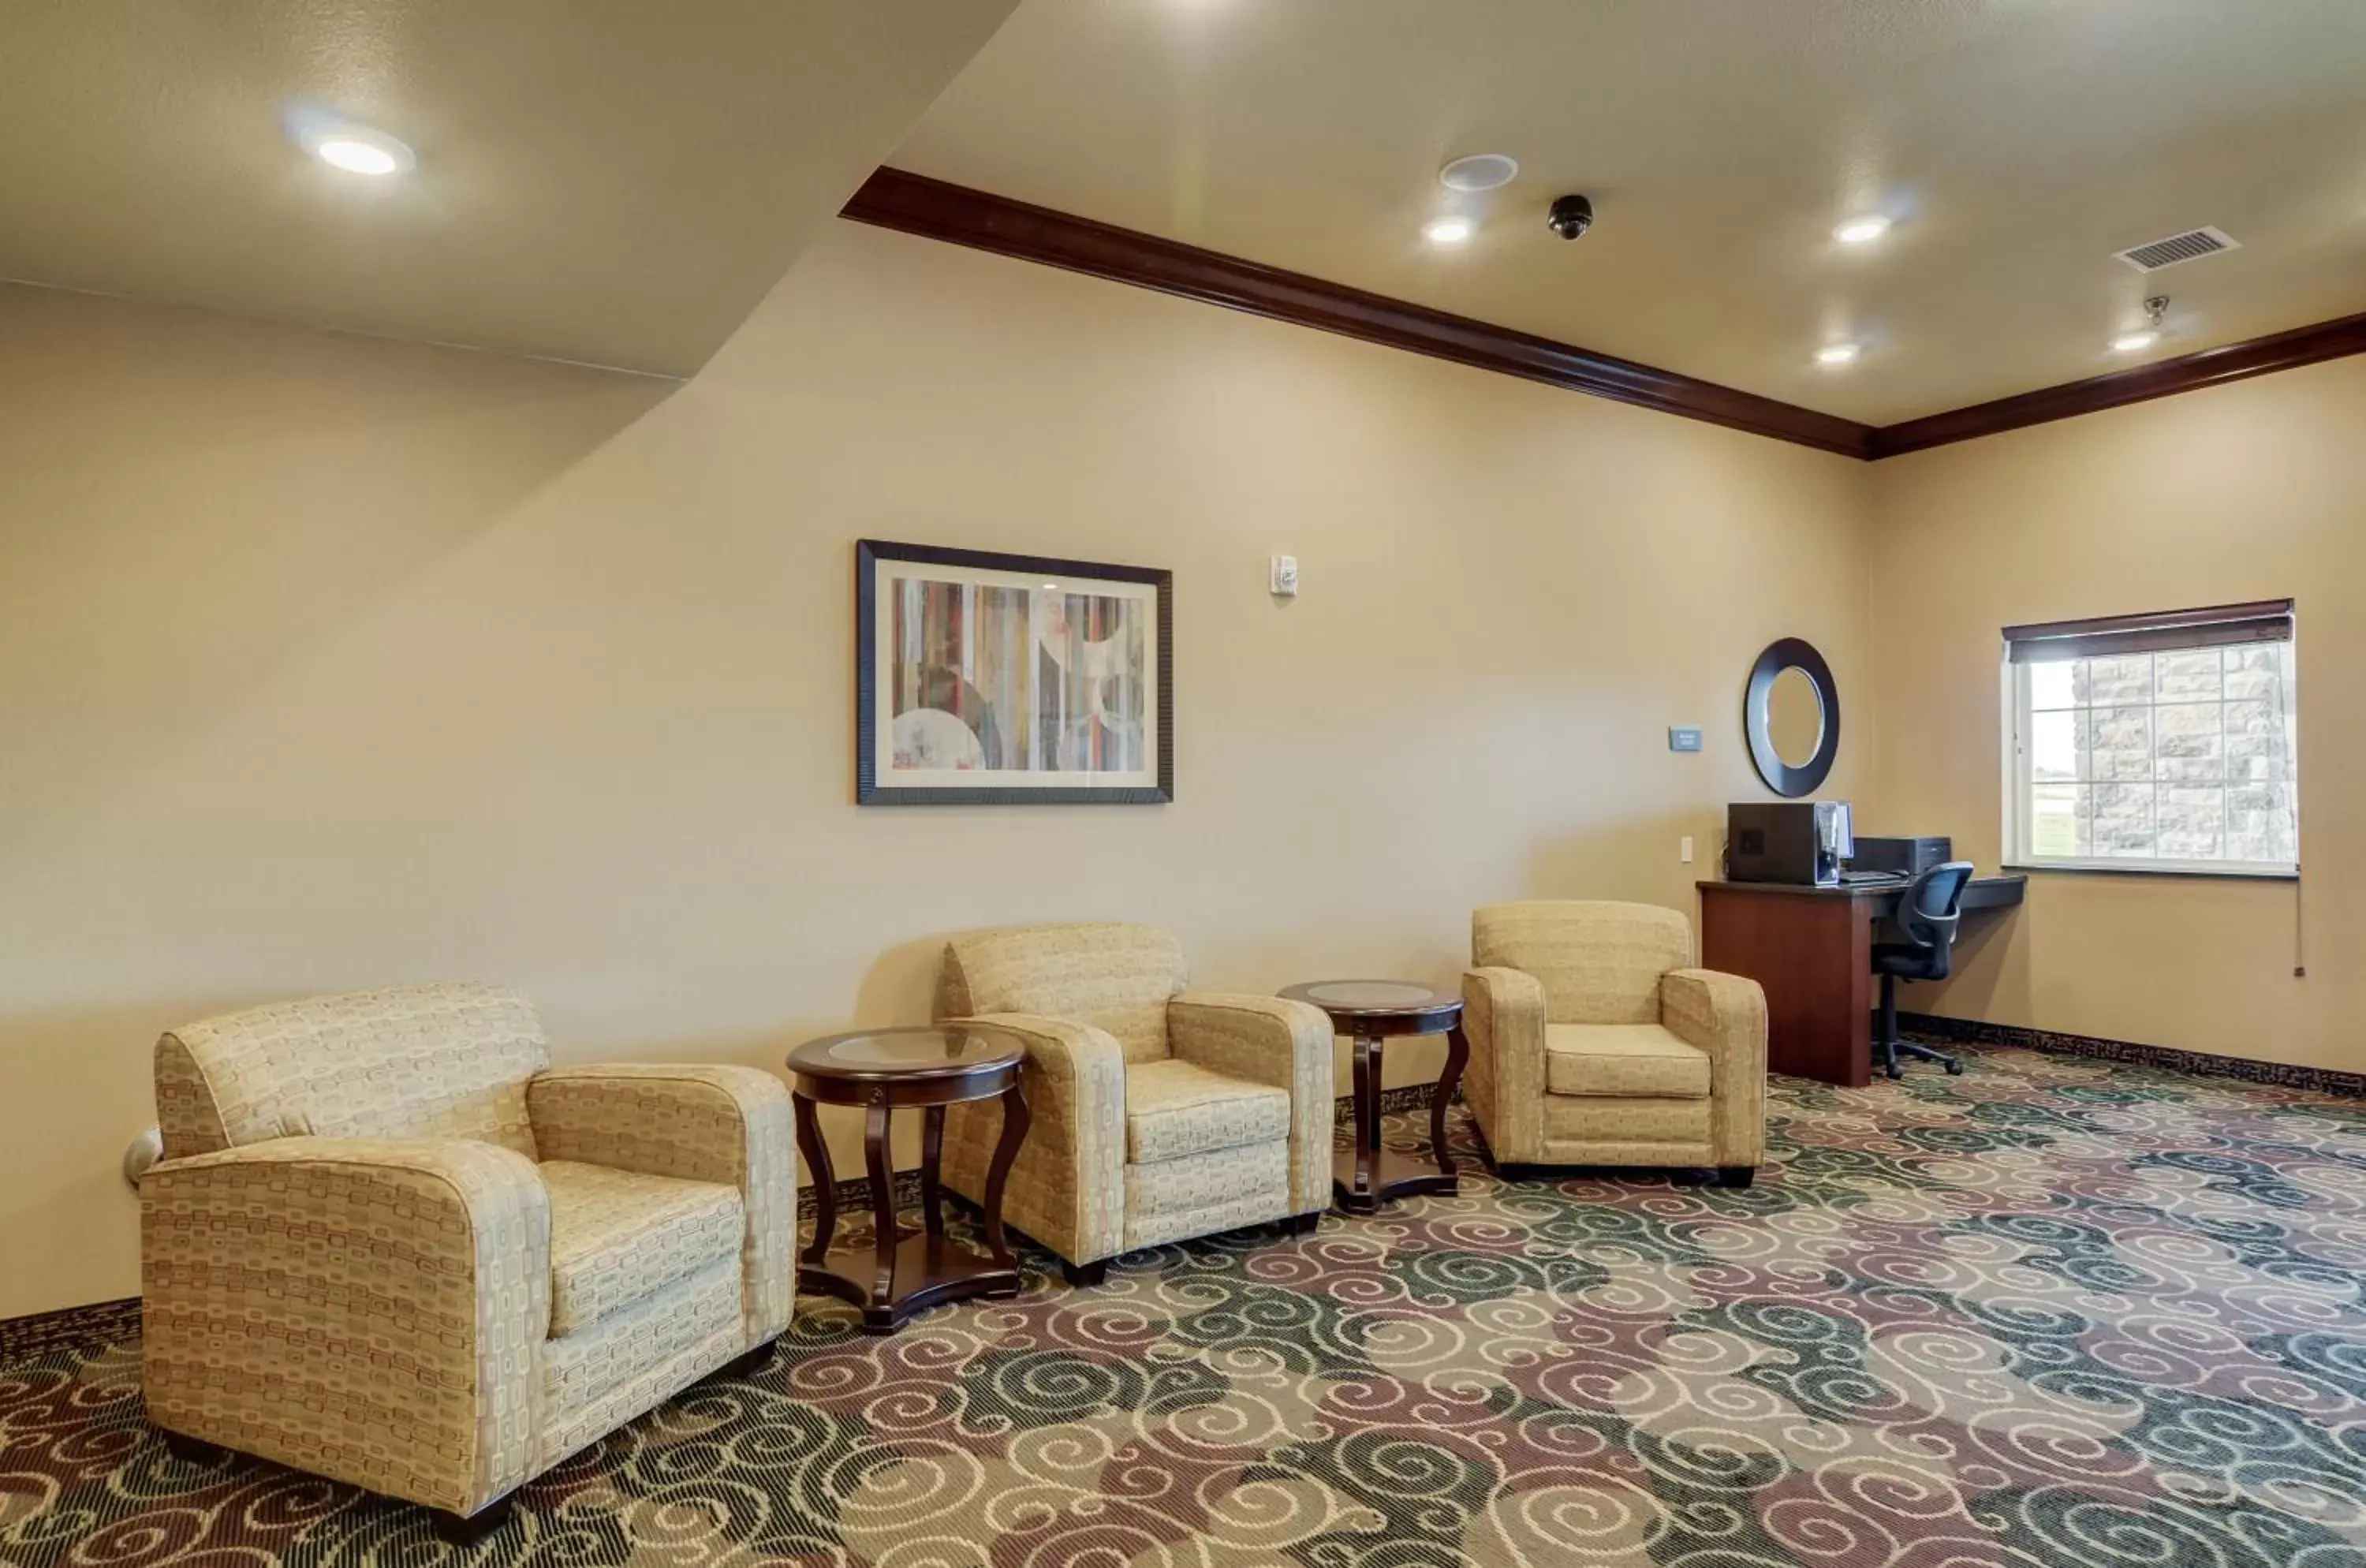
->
[1434,1024,1470,1179]
[794,1093,837,1267]
[920,1104,946,1239]
[981,1081,1031,1271]
[1353,1035,1383,1200]
[863,1099,897,1309]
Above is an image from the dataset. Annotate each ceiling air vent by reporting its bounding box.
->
[2114,226,2240,273]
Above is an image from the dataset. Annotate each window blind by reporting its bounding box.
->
[2002,599,2293,664]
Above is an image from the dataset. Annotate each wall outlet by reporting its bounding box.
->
[1270,554,1300,596]
[1668,726,1704,752]
[1681,835,1696,864]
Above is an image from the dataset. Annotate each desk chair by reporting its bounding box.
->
[1872,861,1976,1078]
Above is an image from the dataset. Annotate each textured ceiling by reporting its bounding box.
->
[890,0,2366,424]
[0,0,1017,375]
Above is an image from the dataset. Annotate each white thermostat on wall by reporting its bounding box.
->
[1270,554,1300,597]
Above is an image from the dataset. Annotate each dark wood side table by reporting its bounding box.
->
[1279,980,1469,1215]
[788,1026,1031,1334]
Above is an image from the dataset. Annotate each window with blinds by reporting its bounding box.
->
[2002,600,2298,876]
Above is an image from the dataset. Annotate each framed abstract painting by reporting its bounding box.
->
[855,539,1174,805]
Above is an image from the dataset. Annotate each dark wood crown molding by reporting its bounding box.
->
[1868,311,2366,457]
[842,169,2366,463]
[843,168,1875,457]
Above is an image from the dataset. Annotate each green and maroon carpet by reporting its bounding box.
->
[7,1047,2366,1566]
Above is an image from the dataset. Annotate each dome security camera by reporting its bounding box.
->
[1547,194,1594,241]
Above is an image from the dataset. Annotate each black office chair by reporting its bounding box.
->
[1872,861,1976,1079]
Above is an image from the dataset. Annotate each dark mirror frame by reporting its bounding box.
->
[1745,637,1839,797]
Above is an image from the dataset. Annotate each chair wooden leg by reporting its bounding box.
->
[1278,1212,1320,1238]
[716,1338,777,1380]
[1060,1258,1109,1288]
[160,1432,224,1465]
[1717,1167,1757,1189]
[433,1495,515,1547]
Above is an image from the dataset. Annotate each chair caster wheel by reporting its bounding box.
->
[1944,1059,1964,1076]
[1884,1066,1904,1081]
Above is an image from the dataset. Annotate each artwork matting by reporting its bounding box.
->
[855,539,1174,805]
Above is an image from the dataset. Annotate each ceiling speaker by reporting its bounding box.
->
[1439,154,1520,192]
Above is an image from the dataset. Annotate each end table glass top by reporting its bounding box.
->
[789,1025,1020,1077]
[1291,980,1455,1011]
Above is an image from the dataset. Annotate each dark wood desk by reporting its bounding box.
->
[1697,875,2025,1088]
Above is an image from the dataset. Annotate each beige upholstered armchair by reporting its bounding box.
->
[139,983,797,1533]
[933,924,1333,1285]
[1462,902,1767,1186]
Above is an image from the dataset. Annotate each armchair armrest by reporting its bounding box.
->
[1462,967,1547,1164]
[1169,992,1334,1215]
[954,1012,1127,1265]
[528,1064,799,1346]
[1661,968,1767,1169]
[139,1137,549,1517]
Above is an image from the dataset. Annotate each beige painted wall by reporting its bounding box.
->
[0,223,1875,1316]
[1868,357,2364,1069]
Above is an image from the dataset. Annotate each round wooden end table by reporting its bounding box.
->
[1278,980,1468,1215]
[788,1025,1031,1334]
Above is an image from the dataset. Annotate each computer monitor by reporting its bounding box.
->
[1728,801,1853,887]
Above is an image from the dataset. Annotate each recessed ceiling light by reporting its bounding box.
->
[1422,215,1475,246]
[1439,154,1520,192]
[1833,215,1891,245]
[1816,342,1862,367]
[2110,330,2159,354]
[297,122,415,177]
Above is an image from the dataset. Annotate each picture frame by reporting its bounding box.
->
[855,539,1174,805]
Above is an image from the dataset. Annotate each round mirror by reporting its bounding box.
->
[1745,638,1839,797]
[1766,666,1825,768]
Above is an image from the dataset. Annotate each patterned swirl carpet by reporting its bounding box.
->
[9,1046,2366,1567]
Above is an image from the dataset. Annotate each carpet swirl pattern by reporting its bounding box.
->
[7,1046,2366,1566]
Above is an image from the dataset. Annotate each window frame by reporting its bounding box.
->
[2000,628,2300,882]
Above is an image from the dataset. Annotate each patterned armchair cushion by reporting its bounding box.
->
[1543,1023,1711,1099]
[939,923,1189,1064]
[155,983,548,1159]
[1123,1059,1293,1164]
[1472,902,1694,1025]
[527,1064,800,1347]
[539,1161,745,1336]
